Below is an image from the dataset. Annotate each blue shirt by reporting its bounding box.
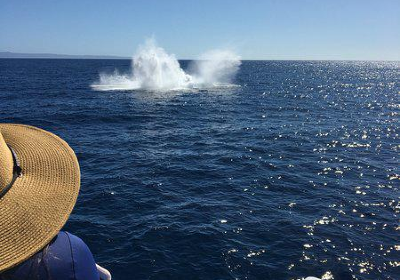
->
[1,231,99,280]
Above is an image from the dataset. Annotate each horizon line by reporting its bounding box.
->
[0,51,399,62]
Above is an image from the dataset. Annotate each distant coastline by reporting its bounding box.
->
[0,51,129,59]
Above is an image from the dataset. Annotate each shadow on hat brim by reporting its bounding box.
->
[0,124,80,272]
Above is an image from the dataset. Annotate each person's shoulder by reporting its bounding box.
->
[56,231,100,280]
[63,231,90,250]
[49,231,90,256]
[59,231,95,260]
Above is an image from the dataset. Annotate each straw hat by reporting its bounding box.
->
[0,123,80,272]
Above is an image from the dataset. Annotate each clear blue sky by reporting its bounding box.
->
[1,0,399,60]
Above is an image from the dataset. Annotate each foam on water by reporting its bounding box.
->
[91,39,241,91]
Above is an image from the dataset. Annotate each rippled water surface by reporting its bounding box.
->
[0,59,399,280]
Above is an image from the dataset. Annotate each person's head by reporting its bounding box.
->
[0,124,80,275]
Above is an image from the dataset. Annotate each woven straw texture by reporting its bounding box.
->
[0,123,80,272]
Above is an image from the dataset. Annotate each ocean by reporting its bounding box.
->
[0,59,399,280]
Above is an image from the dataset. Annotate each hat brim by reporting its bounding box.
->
[0,124,80,272]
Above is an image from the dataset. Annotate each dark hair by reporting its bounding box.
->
[0,244,51,280]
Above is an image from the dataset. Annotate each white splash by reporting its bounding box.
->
[190,50,241,86]
[91,39,241,91]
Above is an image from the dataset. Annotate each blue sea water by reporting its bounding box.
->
[0,59,399,280]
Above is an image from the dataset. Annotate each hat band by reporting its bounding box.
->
[0,146,22,199]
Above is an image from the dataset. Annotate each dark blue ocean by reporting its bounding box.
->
[0,59,399,280]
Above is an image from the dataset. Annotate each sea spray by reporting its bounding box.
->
[132,40,192,89]
[92,39,241,91]
[189,50,241,86]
